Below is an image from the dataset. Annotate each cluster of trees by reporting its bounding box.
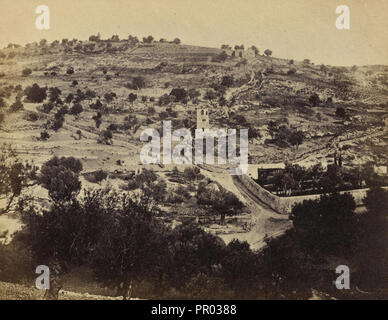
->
[38,156,82,202]
[38,87,95,135]
[10,99,23,112]
[87,33,181,45]
[0,85,26,114]
[1,150,386,299]
[268,188,388,298]
[19,188,250,299]
[17,161,388,300]
[196,183,244,224]
[16,156,251,299]
[259,161,385,196]
[267,121,304,149]
[157,87,200,106]
[24,83,47,103]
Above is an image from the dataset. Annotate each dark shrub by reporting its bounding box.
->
[24,84,47,103]
[169,88,187,102]
[22,68,32,77]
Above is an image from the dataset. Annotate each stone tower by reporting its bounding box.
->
[196,106,209,129]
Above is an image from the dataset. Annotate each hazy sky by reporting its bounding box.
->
[0,0,387,66]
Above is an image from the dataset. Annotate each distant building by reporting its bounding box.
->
[248,163,286,180]
[196,106,210,129]
[226,47,257,59]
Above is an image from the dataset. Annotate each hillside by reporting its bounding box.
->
[1,40,387,168]
[0,38,387,250]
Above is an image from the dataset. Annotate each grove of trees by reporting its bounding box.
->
[0,148,384,300]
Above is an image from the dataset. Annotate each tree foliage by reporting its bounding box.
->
[39,157,82,203]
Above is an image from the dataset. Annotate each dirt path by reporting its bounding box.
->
[197,164,291,250]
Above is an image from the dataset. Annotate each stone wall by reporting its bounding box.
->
[237,175,374,215]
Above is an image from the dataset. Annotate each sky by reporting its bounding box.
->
[0,0,387,66]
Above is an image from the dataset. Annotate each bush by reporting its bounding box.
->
[133,77,146,90]
[24,84,47,103]
[39,156,82,202]
[85,90,96,99]
[147,106,155,115]
[40,131,50,140]
[158,94,174,106]
[51,118,64,131]
[287,68,296,75]
[70,103,83,116]
[204,89,217,101]
[56,105,69,118]
[221,75,234,87]
[183,167,204,181]
[169,88,187,102]
[336,107,346,118]
[84,169,108,184]
[95,118,102,128]
[98,130,113,144]
[22,68,32,77]
[43,156,83,174]
[48,87,61,102]
[309,93,320,107]
[108,123,119,131]
[25,112,39,121]
[0,239,34,283]
[66,66,74,75]
[90,99,103,110]
[128,93,137,104]
[65,94,74,104]
[104,92,116,102]
[10,99,23,112]
[42,102,54,113]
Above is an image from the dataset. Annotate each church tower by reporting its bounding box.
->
[196,106,209,129]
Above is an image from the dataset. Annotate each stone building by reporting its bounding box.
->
[227,47,257,59]
[196,106,210,129]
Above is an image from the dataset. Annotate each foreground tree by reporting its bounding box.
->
[290,192,357,255]
[89,190,168,299]
[39,156,82,203]
[355,187,388,291]
[197,186,244,224]
[0,145,37,214]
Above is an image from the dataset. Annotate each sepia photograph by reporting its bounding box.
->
[0,0,387,304]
